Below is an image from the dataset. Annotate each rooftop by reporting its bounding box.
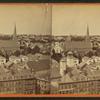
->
[50,66,61,79]
[0,40,20,50]
[27,59,50,71]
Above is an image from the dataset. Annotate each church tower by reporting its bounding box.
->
[12,24,17,40]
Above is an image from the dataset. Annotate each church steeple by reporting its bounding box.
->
[12,23,17,40]
[87,24,89,37]
[86,24,90,41]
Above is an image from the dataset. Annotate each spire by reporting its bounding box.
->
[14,24,16,35]
[12,23,17,40]
[87,24,89,37]
[86,24,90,41]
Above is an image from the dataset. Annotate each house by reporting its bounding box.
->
[0,56,6,65]
[82,56,90,63]
[59,57,66,76]
[27,59,50,80]
[50,66,61,94]
[20,55,28,62]
[61,73,73,83]
[53,42,63,54]
[82,56,94,65]
[86,58,94,65]
[51,59,59,68]
[27,54,35,61]
[9,56,21,64]
[66,51,79,68]
[92,56,100,62]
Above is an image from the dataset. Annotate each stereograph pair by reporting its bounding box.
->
[0,3,99,95]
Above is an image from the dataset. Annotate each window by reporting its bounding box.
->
[61,85,64,89]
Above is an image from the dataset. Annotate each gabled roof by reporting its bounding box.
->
[52,59,59,68]
[91,70,100,77]
[50,67,61,79]
[27,59,50,71]
[78,62,87,69]
[61,74,73,83]
[35,70,50,80]
[14,69,31,76]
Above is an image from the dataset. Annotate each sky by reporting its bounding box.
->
[0,4,51,35]
[52,4,100,36]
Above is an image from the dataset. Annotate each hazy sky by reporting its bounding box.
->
[1,4,100,36]
[0,4,51,35]
[52,4,100,36]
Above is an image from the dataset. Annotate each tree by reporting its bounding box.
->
[13,50,20,57]
[33,45,40,54]
[95,48,100,56]
[73,51,82,63]
[52,49,55,55]
[27,47,32,54]
[86,50,94,58]
[21,48,29,55]
[1,49,12,62]
[51,53,62,62]
[71,36,85,41]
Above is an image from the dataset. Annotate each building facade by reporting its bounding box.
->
[0,76,50,94]
[58,80,100,94]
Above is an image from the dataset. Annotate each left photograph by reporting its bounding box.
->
[0,4,51,94]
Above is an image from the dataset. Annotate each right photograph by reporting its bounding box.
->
[50,4,100,94]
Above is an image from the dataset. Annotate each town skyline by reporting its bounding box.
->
[0,4,100,36]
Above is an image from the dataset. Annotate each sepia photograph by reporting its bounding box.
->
[51,4,100,95]
[0,4,51,94]
[0,3,100,97]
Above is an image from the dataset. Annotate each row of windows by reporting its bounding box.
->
[0,79,36,84]
[0,79,50,93]
[59,90,100,94]
[0,83,31,87]
[1,87,25,91]
[0,82,36,87]
[16,90,35,94]
[0,88,16,92]
[59,85,99,91]
[59,90,74,94]
[0,88,36,93]
[59,81,99,89]
[0,76,36,81]
[37,81,49,85]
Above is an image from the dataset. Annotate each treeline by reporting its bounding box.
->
[51,48,100,63]
[0,35,12,40]
[71,36,85,41]
[0,44,50,62]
